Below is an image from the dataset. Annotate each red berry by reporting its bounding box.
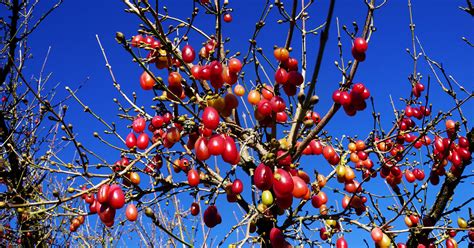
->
[231,179,243,194]
[136,133,149,150]
[223,13,232,23]
[275,68,289,84]
[202,107,220,130]
[228,58,242,73]
[190,202,200,216]
[208,134,226,156]
[133,117,146,133]
[187,169,200,186]
[125,133,137,148]
[131,35,144,47]
[353,37,368,53]
[181,45,196,63]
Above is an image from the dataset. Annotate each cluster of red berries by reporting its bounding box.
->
[332,83,371,116]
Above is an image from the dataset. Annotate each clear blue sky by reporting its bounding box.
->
[18,0,474,247]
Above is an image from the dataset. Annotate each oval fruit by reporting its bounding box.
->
[190,202,200,216]
[129,172,140,185]
[273,169,294,197]
[208,134,226,156]
[188,169,200,187]
[254,163,273,190]
[202,107,220,130]
[136,133,149,150]
[371,227,383,242]
[125,204,138,221]
[108,184,125,209]
[232,179,243,194]
[194,137,210,161]
[98,204,116,223]
[98,184,110,204]
[140,71,155,90]
[292,176,308,198]
[311,191,328,208]
[222,135,240,165]
[336,237,348,248]
[269,227,285,246]
[125,133,137,149]
[181,45,195,63]
[203,205,221,228]
[353,37,368,53]
[132,117,146,133]
[262,190,274,206]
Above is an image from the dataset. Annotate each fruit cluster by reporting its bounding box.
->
[332,83,371,116]
[81,184,135,227]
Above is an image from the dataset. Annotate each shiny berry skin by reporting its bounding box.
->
[108,184,125,209]
[270,96,286,113]
[405,170,416,183]
[413,168,425,181]
[247,90,261,105]
[371,227,383,242]
[228,58,242,73]
[125,204,138,221]
[287,71,304,86]
[254,163,273,190]
[194,137,211,161]
[223,13,232,23]
[151,116,164,128]
[136,133,149,150]
[125,133,137,148]
[332,90,342,104]
[276,111,288,123]
[231,179,243,194]
[272,169,294,197]
[269,228,285,246]
[140,71,155,90]
[339,91,352,106]
[131,35,144,47]
[275,68,289,84]
[234,84,245,96]
[336,237,348,248]
[187,169,200,187]
[132,117,146,133]
[203,205,222,228]
[202,107,220,130]
[222,135,240,165]
[353,37,368,53]
[311,191,328,208]
[208,134,226,156]
[352,46,366,62]
[190,202,200,216]
[257,99,272,116]
[273,47,289,62]
[181,45,196,63]
[97,184,110,204]
[284,57,298,71]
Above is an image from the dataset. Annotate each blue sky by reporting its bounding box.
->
[14,0,474,246]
